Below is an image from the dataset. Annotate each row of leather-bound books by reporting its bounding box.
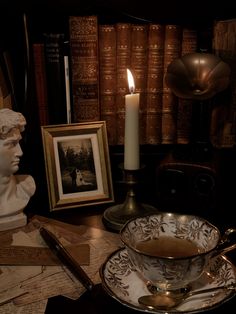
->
[31,16,236,148]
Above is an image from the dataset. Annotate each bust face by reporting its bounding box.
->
[0,128,23,177]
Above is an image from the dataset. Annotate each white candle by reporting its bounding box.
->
[124,69,140,170]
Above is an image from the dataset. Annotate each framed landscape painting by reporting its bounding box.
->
[41,121,114,211]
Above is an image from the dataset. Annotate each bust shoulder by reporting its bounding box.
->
[15,174,36,199]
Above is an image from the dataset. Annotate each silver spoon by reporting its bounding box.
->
[138,284,236,310]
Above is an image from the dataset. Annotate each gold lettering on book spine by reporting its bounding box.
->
[69,16,100,122]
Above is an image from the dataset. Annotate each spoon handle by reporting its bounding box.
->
[189,283,236,297]
[138,283,236,311]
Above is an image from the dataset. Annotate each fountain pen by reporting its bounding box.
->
[40,227,95,292]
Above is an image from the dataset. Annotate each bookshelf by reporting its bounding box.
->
[0,0,235,223]
[1,0,234,112]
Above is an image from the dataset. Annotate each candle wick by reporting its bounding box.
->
[130,86,134,94]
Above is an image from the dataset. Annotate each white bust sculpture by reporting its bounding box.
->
[0,108,36,231]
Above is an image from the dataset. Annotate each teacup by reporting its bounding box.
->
[120,212,236,291]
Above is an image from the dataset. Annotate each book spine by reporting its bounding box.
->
[44,33,68,124]
[211,19,236,148]
[0,51,14,109]
[69,15,100,122]
[161,24,182,144]
[99,24,117,145]
[63,40,72,124]
[64,54,72,124]
[177,28,198,144]
[116,23,131,145]
[146,24,165,145]
[32,43,49,126]
[130,24,148,145]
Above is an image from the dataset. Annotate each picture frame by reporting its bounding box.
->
[41,121,114,211]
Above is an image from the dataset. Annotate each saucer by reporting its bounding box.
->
[100,247,236,313]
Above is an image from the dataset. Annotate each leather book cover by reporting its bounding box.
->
[32,43,49,126]
[116,23,131,145]
[161,24,182,144]
[69,15,100,123]
[0,51,13,109]
[146,24,165,145]
[43,33,68,124]
[130,24,148,145]
[211,19,236,148]
[99,24,117,145]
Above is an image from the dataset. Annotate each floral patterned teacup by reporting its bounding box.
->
[120,212,236,291]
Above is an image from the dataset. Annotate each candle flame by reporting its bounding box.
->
[127,69,135,94]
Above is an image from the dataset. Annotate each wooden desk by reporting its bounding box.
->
[43,208,236,314]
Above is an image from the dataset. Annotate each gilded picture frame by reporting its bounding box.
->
[41,121,114,211]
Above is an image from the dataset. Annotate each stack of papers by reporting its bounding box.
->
[0,215,121,313]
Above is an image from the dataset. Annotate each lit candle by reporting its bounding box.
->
[124,69,140,170]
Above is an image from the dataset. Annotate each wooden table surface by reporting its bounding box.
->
[43,207,236,314]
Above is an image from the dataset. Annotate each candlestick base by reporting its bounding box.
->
[102,166,158,232]
[103,202,157,232]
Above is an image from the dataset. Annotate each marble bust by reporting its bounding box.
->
[0,108,36,231]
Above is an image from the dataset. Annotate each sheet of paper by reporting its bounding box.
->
[0,215,121,313]
[0,265,45,291]
[13,268,81,305]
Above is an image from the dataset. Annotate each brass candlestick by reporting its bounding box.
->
[103,165,157,231]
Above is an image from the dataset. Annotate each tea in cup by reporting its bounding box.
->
[120,212,236,291]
